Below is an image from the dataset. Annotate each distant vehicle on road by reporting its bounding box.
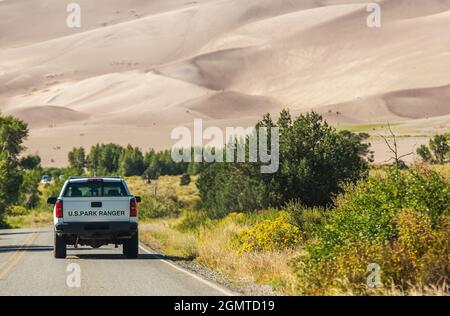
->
[47,177,141,259]
[40,175,52,185]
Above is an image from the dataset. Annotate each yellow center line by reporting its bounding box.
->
[0,232,38,280]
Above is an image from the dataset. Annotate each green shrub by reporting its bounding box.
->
[175,210,209,232]
[196,110,371,218]
[19,169,41,209]
[38,178,65,209]
[0,115,29,220]
[139,194,180,219]
[384,209,449,287]
[284,201,327,240]
[180,174,191,186]
[231,208,280,226]
[197,163,270,218]
[293,240,385,295]
[309,166,449,261]
[292,210,449,295]
[417,134,449,164]
[7,205,29,216]
[235,212,301,253]
[292,166,450,294]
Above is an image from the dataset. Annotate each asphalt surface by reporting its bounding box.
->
[0,228,234,296]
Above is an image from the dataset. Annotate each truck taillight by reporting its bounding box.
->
[55,200,63,218]
[130,199,138,217]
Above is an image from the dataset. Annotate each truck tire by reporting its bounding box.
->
[122,241,128,256]
[125,232,139,259]
[54,233,66,259]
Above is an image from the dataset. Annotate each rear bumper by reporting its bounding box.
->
[55,222,138,238]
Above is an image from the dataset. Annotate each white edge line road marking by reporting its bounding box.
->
[139,244,236,296]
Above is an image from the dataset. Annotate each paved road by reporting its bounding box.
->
[0,228,234,296]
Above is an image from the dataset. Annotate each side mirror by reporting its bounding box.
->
[47,197,57,205]
[134,196,141,203]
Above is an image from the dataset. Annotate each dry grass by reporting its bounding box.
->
[319,282,449,296]
[197,227,300,294]
[4,211,53,228]
[140,219,199,260]
[140,211,301,294]
[126,175,200,207]
[369,164,450,180]
[433,164,450,179]
[375,283,449,296]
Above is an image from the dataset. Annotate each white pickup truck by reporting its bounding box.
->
[47,177,141,259]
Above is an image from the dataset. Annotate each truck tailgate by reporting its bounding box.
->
[62,197,131,222]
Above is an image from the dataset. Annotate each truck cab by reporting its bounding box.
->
[47,177,141,259]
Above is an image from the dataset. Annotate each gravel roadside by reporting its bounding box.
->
[140,242,284,296]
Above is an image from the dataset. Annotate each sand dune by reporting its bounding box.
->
[386,85,450,119]
[6,105,89,128]
[181,91,280,120]
[317,84,450,123]
[0,0,449,166]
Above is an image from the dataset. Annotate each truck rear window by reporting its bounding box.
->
[63,182,128,197]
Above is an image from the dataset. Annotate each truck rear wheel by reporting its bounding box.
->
[122,241,128,256]
[125,232,139,259]
[54,233,66,259]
